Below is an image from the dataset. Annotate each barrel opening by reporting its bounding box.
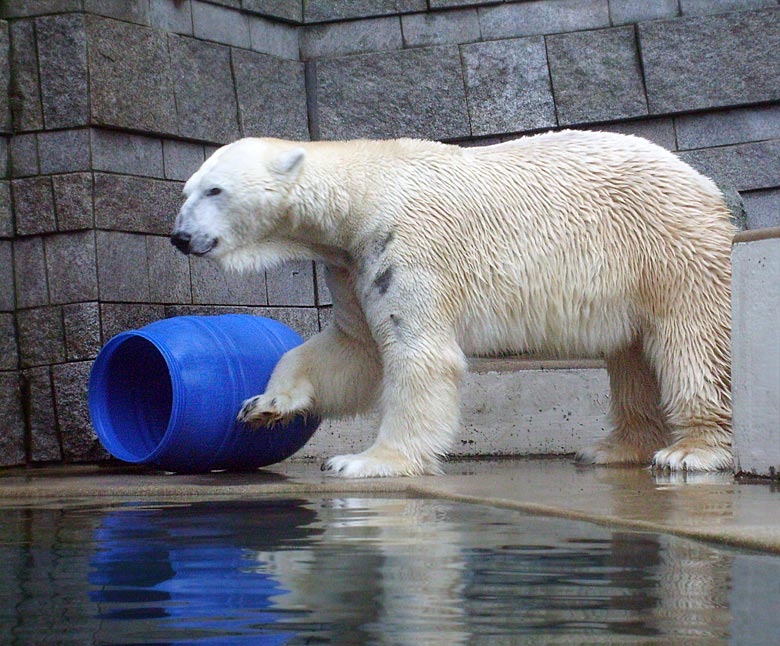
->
[99,335,174,462]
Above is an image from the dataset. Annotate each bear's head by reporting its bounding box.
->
[171,138,306,270]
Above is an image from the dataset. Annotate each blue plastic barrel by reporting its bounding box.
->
[88,315,319,473]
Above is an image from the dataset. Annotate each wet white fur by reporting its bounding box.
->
[176,131,734,477]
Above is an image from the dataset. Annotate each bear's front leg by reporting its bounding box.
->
[237,343,315,428]
[323,331,466,478]
[238,324,381,427]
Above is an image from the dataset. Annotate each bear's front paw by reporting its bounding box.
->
[321,449,441,478]
[652,440,733,472]
[237,392,311,428]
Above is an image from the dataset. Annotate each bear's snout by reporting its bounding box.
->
[170,231,218,256]
[170,231,192,254]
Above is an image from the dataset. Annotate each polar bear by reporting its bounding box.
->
[171,130,734,478]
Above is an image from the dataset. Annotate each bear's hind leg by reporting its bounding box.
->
[577,338,671,466]
[645,319,733,472]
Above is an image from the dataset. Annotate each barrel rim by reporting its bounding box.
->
[88,329,183,464]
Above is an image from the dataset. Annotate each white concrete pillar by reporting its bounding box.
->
[732,229,780,476]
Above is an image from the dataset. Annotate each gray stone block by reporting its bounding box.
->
[12,176,56,236]
[2,0,82,18]
[164,304,249,317]
[608,0,679,25]
[83,0,150,23]
[163,140,205,181]
[255,306,319,338]
[314,261,331,306]
[547,26,648,126]
[301,16,402,59]
[22,366,62,463]
[53,360,106,462]
[401,9,480,48]
[148,0,193,35]
[8,19,44,131]
[96,231,151,302]
[317,305,333,331]
[676,105,780,151]
[169,35,241,143]
[479,0,610,40]
[585,117,676,151]
[0,241,13,311]
[0,312,18,370]
[9,132,38,177]
[640,9,780,115]
[741,188,780,229]
[147,235,192,304]
[315,46,470,140]
[37,128,90,174]
[91,129,165,178]
[304,0,425,22]
[162,306,316,340]
[233,49,309,140]
[266,260,316,306]
[100,302,165,340]
[248,14,300,60]
[242,0,303,23]
[87,17,177,135]
[193,0,251,48]
[723,186,748,231]
[204,144,221,159]
[13,236,48,309]
[0,136,6,178]
[16,305,65,368]
[36,14,89,129]
[63,301,101,361]
[44,231,98,305]
[680,0,777,16]
[0,181,10,237]
[191,257,267,305]
[94,173,182,235]
[461,36,556,137]
[1,21,11,134]
[429,0,496,7]
[678,140,780,192]
[0,371,25,467]
[53,173,94,231]
[204,0,241,8]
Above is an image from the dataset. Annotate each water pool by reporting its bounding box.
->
[2,495,778,644]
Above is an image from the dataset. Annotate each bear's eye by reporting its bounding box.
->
[206,187,222,197]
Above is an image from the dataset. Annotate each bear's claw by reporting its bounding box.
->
[651,441,733,472]
[237,394,305,428]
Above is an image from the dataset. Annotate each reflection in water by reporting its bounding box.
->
[0,496,778,644]
[89,500,317,644]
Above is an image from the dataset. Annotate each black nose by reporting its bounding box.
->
[170,232,191,254]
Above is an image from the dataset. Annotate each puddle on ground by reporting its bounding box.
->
[1,496,779,644]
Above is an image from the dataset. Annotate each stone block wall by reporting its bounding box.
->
[1,0,779,467]
[298,0,780,220]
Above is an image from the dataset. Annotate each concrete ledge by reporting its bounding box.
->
[733,225,780,243]
[468,356,605,372]
[296,357,610,460]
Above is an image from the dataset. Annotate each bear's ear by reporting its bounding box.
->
[271,147,306,180]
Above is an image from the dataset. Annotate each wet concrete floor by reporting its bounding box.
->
[2,457,779,553]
